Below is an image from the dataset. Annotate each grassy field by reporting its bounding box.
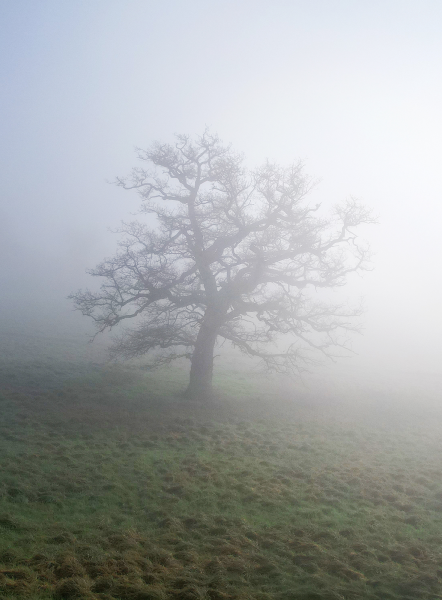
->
[1,323,442,599]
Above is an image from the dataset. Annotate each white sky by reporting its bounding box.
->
[1,0,441,376]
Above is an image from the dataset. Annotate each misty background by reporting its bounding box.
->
[1,0,441,396]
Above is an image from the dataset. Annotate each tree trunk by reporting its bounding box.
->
[185,313,219,401]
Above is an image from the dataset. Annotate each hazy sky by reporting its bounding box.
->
[1,0,442,375]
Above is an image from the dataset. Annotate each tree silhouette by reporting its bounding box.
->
[70,132,375,400]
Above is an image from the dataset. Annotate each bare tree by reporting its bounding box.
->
[70,131,375,400]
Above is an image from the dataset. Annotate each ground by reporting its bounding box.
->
[1,322,442,599]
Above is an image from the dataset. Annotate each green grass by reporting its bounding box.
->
[1,356,442,599]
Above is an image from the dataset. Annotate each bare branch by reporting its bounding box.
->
[71,131,376,396]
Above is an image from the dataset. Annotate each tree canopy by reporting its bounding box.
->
[70,132,375,400]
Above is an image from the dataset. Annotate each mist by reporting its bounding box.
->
[3,4,442,597]
[2,0,442,391]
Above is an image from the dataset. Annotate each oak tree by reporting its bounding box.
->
[70,132,374,400]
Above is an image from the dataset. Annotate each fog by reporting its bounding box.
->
[2,0,442,397]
